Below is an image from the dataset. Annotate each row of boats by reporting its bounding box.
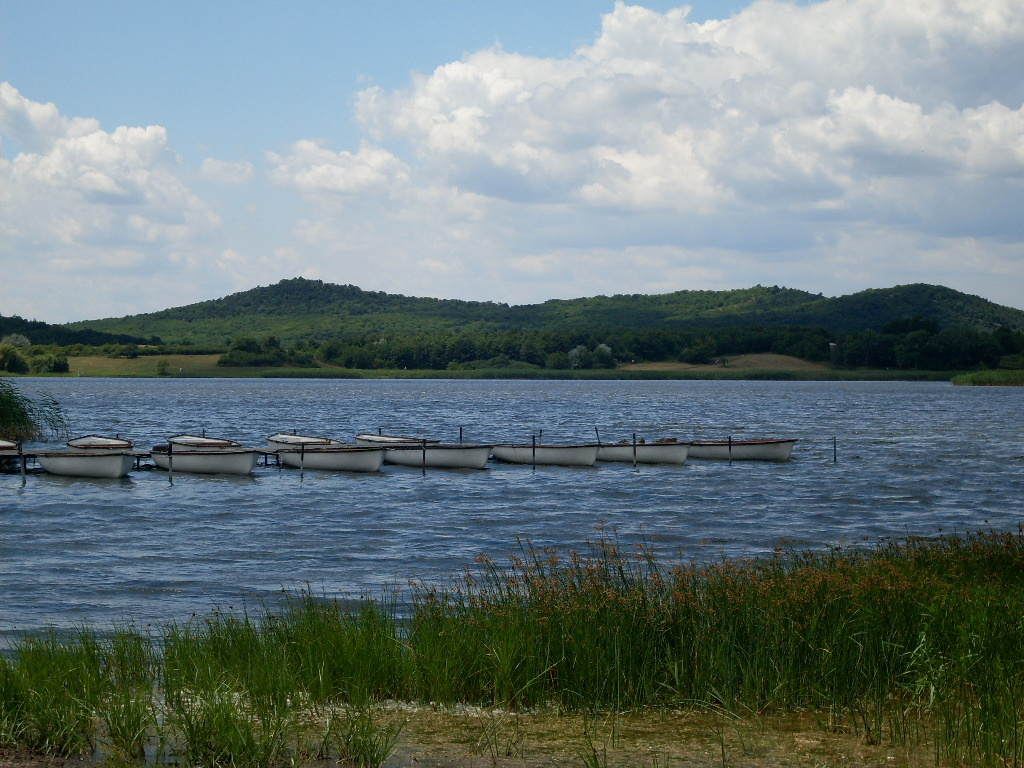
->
[1,432,797,479]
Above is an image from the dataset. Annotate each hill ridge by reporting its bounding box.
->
[61,278,1024,345]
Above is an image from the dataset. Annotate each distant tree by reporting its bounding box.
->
[0,344,30,374]
[0,334,30,347]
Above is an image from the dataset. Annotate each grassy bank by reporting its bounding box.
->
[4,531,1024,766]
[15,353,962,381]
[952,369,1024,386]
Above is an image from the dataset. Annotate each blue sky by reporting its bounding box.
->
[2,0,1022,322]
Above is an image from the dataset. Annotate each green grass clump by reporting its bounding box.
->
[3,531,1024,765]
[953,369,1024,385]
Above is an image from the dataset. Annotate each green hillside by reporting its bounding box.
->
[62,278,1024,345]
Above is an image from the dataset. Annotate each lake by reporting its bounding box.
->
[1,377,1022,635]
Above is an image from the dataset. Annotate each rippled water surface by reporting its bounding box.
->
[2,378,1022,633]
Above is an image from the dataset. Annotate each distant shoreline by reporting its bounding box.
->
[1,352,976,382]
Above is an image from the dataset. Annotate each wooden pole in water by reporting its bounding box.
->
[421,439,427,474]
[459,426,463,444]
[632,432,637,468]
[531,434,536,469]
[833,436,837,463]
[167,441,174,484]
[728,435,732,464]
[18,442,26,487]
[299,443,305,475]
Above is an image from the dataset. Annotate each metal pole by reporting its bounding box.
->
[594,427,602,446]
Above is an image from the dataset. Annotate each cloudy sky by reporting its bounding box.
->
[2,0,1022,323]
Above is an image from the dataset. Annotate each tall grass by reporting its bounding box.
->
[0,378,69,441]
[3,531,1024,765]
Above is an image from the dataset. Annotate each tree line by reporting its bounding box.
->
[5,318,1021,375]
[211,319,1024,372]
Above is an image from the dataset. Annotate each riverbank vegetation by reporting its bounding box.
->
[0,379,68,441]
[3,531,1024,766]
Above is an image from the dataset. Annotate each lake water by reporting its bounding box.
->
[2,378,1022,635]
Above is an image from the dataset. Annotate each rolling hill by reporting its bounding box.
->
[61,279,1024,345]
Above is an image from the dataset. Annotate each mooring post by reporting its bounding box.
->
[300,443,305,476]
[531,434,537,469]
[18,441,26,487]
[632,432,638,468]
[833,436,838,464]
[728,435,733,464]
[459,426,463,444]
[167,441,174,484]
[421,439,427,474]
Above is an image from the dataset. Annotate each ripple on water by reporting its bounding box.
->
[1,378,1023,632]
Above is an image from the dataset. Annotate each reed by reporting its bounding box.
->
[3,531,1024,765]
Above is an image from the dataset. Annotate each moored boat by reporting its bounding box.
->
[36,451,136,478]
[354,432,489,469]
[378,443,493,470]
[35,434,136,478]
[597,439,689,464]
[354,433,441,445]
[687,438,796,462]
[491,443,600,467]
[151,434,257,475]
[267,433,385,472]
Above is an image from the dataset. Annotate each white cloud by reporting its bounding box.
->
[200,158,255,185]
[0,83,230,320]
[267,140,409,198]
[4,0,1024,322]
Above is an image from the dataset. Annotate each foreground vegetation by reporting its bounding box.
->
[4,531,1024,766]
[0,379,67,442]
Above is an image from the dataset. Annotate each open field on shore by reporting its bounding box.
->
[3,532,1024,767]
[11,353,959,381]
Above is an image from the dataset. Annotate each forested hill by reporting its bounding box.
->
[0,313,151,346]
[62,279,1024,345]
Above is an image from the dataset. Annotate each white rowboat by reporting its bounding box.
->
[687,439,796,462]
[267,433,384,472]
[378,443,493,470]
[597,441,689,464]
[152,435,257,475]
[36,451,135,478]
[355,432,490,469]
[35,434,137,478]
[491,444,599,467]
[354,433,441,445]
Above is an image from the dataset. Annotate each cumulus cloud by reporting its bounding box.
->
[0,83,230,320]
[267,0,1021,308]
[5,0,1024,322]
[267,140,409,198]
[199,158,255,185]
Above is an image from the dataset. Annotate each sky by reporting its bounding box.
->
[1,0,1023,324]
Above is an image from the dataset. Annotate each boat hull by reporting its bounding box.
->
[491,444,599,466]
[381,444,492,469]
[151,449,258,475]
[687,439,796,462]
[597,442,689,464]
[36,452,135,479]
[277,447,385,472]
